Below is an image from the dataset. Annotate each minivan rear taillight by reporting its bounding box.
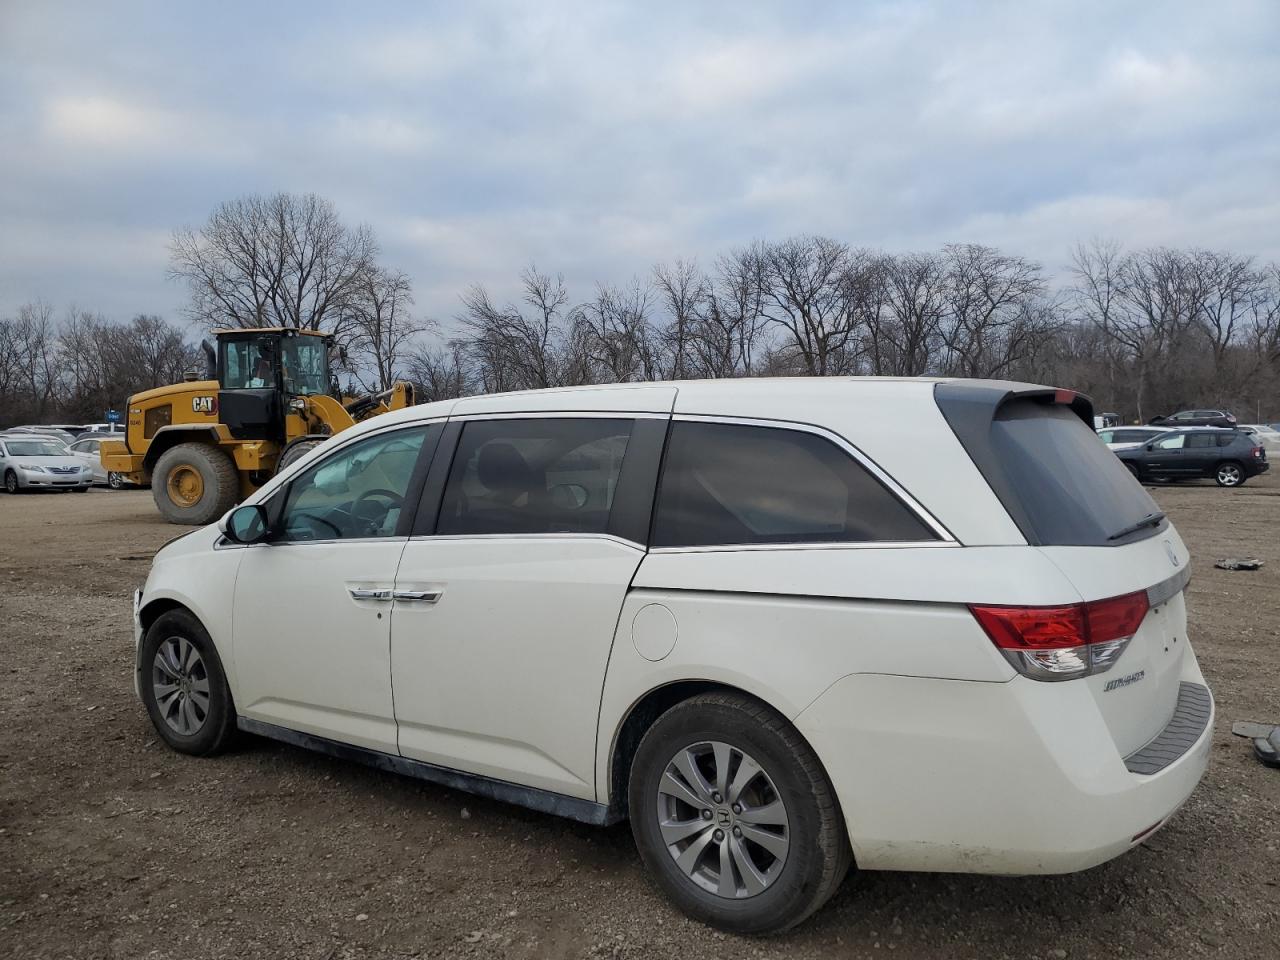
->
[1251,445,1264,459]
[969,591,1149,681]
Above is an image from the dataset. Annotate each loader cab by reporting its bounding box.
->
[216,329,334,440]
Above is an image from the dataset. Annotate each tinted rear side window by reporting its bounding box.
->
[652,421,936,548]
[978,401,1162,546]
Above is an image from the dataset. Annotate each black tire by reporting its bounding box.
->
[1124,462,1142,481]
[140,609,236,756]
[152,442,240,524]
[629,692,851,934]
[1214,460,1246,487]
[4,470,20,494]
[107,472,126,490]
[276,438,323,474]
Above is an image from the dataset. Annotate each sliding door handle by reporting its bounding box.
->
[392,589,441,603]
[348,587,393,602]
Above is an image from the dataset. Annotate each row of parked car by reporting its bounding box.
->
[0,423,129,494]
[1096,410,1277,487]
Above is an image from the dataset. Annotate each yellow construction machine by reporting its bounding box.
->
[101,327,415,524]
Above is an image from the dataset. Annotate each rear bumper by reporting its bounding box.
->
[795,654,1213,875]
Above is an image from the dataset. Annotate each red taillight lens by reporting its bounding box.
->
[1252,446,1263,458]
[969,604,1085,650]
[1084,591,1149,643]
[969,590,1150,681]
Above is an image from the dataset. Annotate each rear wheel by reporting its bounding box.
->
[629,692,851,934]
[1215,461,1245,487]
[153,442,240,524]
[107,471,126,490]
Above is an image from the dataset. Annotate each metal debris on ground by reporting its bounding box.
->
[1213,558,1265,571]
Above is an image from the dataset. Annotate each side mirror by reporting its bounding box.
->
[1145,442,1156,451]
[222,504,271,544]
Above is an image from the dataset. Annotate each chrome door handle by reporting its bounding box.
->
[392,590,441,603]
[348,587,392,602]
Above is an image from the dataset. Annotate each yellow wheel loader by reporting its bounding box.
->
[101,327,415,524]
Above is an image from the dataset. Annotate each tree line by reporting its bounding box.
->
[3,192,1279,427]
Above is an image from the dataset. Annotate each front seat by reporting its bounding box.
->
[473,441,542,532]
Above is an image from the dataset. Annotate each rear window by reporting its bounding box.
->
[937,389,1164,547]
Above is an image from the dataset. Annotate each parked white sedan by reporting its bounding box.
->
[1097,425,1177,450]
[132,378,1212,933]
[67,435,127,488]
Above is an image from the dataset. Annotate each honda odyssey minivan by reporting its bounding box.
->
[132,378,1212,933]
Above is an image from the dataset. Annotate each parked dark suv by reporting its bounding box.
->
[1116,429,1268,486]
[1148,409,1237,428]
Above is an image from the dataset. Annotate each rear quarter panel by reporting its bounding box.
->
[593,543,1084,802]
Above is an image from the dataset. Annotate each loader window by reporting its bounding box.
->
[221,337,278,390]
[282,336,328,396]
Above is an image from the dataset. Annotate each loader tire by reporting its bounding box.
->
[277,438,323,475]
[153,443,240,525]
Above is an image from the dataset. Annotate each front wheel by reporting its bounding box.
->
[140,609,237,755]
[152,442,240,524]
[1215,461,1246,487]
[629,692,850,934]
[4,470,20,494]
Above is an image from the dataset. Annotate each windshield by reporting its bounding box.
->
[282,335,329,396]
[6,440,67,457]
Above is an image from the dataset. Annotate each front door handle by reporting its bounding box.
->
[392,589,442,603]
[348,587,393,602]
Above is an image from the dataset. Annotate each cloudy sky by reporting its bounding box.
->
[2,1,1277,330]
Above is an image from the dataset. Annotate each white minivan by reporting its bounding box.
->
[132,378,1212,933]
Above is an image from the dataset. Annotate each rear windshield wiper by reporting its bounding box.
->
[1107,511,1167,541]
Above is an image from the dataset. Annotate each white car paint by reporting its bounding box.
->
[1238,424,1280,453]
[67,436,109,484]
[1096,425,1177,450]
[134,377,1211,888]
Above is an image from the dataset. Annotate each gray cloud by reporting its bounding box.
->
[2,0,1278,329]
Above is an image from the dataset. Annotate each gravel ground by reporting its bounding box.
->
[2,476,1278,959]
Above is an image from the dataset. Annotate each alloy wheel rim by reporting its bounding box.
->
[152,637,210,736]
[656,740,790,899]
[1219,464,1241,485]
[5,474,15,493]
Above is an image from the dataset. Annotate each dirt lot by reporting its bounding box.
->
[2,477,1279,960]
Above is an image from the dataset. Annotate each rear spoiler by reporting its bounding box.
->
[933,381,1096,545]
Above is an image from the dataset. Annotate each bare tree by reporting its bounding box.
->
[871,252,945,376]
[406,342,473,402]
[170,193,377,336]
[939,244,1051,378]
[571,279,659,383]
[758,236,866,376]
[456,266,571,392]
[347,267,428,390]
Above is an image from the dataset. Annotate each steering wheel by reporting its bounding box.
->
[351,488,405,536]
